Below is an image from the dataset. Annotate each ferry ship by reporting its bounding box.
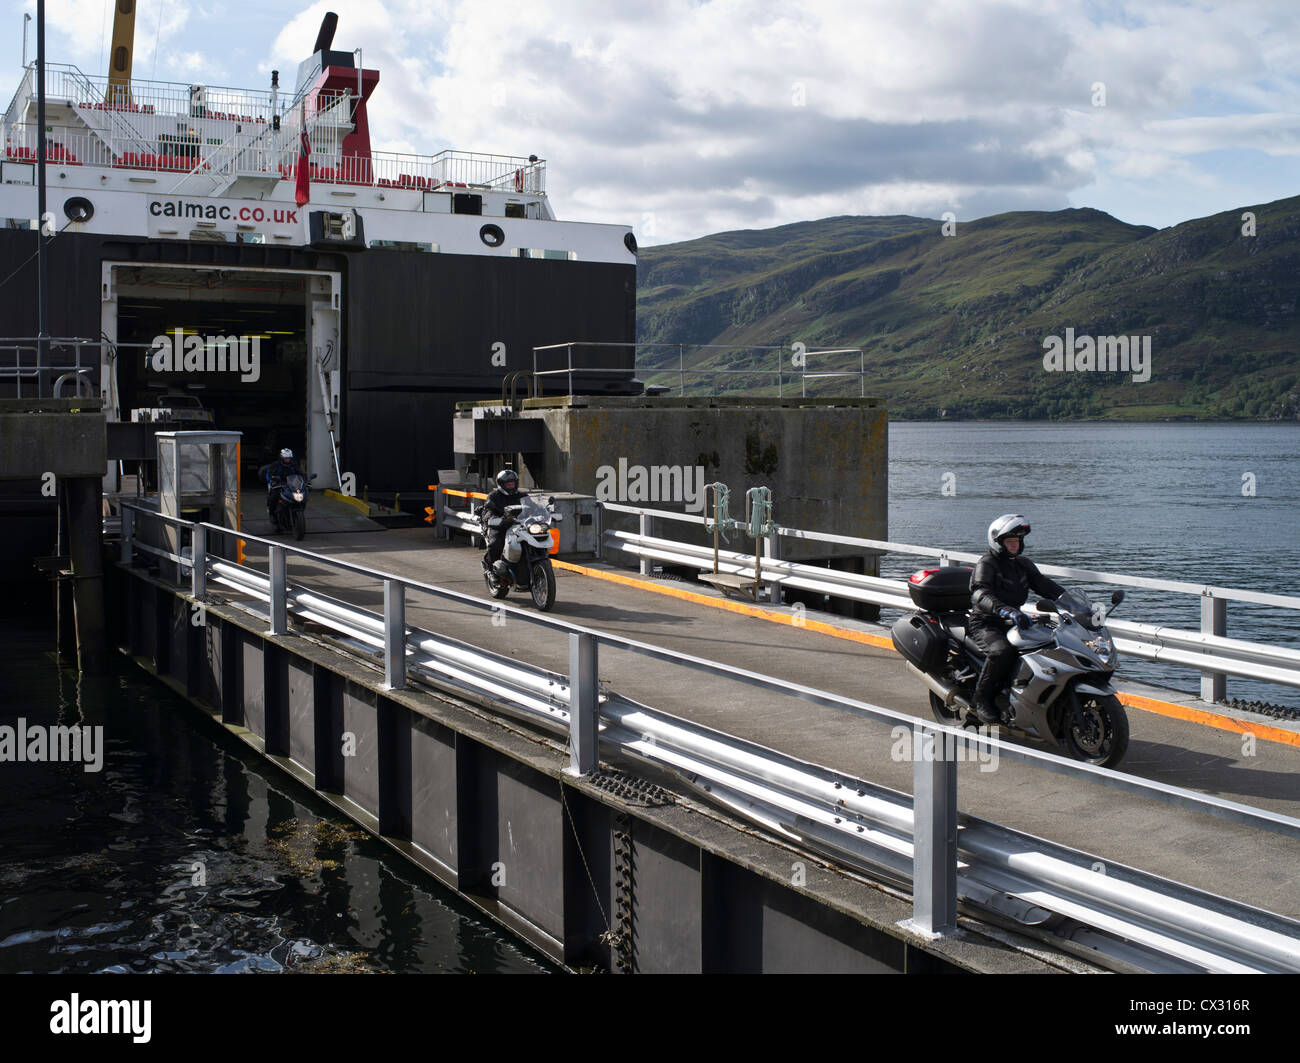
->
[0,10,638,494]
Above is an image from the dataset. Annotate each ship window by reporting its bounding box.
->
[452,192,483,215]
[479,224,505,247]
[1,161,35,185]
[369,240,436,252]
[422,191,450,213]
[504,202,526,219]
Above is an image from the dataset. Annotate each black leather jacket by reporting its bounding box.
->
[970,550,1064,623]
[481,486,524,536]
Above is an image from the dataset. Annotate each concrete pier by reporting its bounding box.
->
[0,398,108,673]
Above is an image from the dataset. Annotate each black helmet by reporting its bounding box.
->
[988,513,1030,557]
[496,469,519,489]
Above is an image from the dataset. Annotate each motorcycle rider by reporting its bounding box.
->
[481,469,524,578]
[258,448,298,523]
[968,514,1064,725]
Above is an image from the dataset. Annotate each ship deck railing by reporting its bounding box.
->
[0,337,101,400]
[3,63,546,196]
[533,341,868,399]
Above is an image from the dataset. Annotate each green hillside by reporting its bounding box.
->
[635,198,1300,419]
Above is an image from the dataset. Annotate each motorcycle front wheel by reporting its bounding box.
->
[292,508,306,541]
[530,558,556,611]
[1063,691,1129,767]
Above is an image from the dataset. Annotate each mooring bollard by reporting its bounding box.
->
[568,631,598,775]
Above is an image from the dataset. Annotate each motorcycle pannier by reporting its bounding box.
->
[906,566,973,612]
[890,614,948,672]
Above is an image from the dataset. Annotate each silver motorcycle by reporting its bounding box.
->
[891,567,1130,767]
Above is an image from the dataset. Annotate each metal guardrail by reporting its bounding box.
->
[117,501,1300,972]
[598,501,1300,704]
[531,342,869,398]
[0,338,101,400]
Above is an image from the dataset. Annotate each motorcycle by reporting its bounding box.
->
[890,566,1130,767]
[271,471,317,541]
[480,495,562,611]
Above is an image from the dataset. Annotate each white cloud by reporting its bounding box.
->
[7,0,1298,240]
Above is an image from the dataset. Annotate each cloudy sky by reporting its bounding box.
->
[5,0,1298,244]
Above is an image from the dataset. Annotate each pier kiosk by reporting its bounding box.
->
[154,431,241,582]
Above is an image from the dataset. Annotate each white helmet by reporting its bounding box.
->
[988,513,1030,556]
[280,448,293,461]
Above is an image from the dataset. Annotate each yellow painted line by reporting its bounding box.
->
[324,489,372,514]
[1117,692,1300,749]
[550,559,894,649]
[553,560,1300,749]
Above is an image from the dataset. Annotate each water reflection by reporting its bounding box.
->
[0,595,552,975]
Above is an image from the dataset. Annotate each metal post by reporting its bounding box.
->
[1201,592,1226,703]
[678,343,684,396]
[594,502,604,561]
[753,530,763,600]
[65,477,105,675]
[120,506,134,564]
[191,524,206,600]
[268,544,287,635]
[36,0,48,391]
[911,726,958,935]
[384,579,405,690]
[639,511,651,577]
[568,632,598,775]
[766,529,782,605]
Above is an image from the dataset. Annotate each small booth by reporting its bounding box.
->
[155,430,242,579]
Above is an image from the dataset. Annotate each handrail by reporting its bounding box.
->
[598,500,1300,702]
[532,341,870,399]
[116,500,1300,970]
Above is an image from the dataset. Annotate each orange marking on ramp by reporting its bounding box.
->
[1117,692,1300,749]
[550,560,893,649]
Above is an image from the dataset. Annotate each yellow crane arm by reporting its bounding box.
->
[104,0,138,107]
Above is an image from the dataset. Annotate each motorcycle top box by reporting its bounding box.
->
[906,566,973,612]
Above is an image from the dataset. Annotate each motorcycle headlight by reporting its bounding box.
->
[1084,633,1115,665]
[293,491,304,501]
[528,523,546,535]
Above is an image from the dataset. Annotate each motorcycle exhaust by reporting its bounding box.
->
[903,662,972,713]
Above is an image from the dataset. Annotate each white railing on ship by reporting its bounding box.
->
[2,122,545,197]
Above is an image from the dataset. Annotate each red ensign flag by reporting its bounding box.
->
[295,125,311,207]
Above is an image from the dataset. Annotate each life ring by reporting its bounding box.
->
[514,168,524,193]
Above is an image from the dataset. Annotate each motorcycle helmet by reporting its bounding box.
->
[280,448,294,461]
[988,513,1030,557]
[496,468,519,490]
